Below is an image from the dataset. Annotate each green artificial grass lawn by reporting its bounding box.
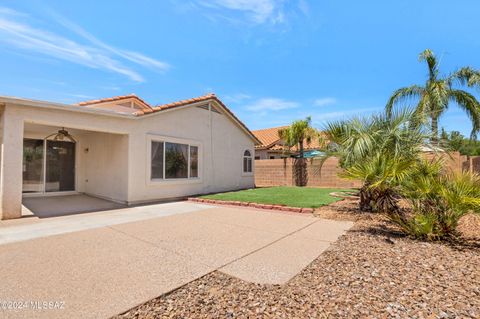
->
[200,186,350,208]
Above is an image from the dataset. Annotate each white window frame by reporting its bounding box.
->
[242,149,254,176]
[146,134,202,186]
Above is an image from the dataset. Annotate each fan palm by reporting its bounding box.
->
[324,108,428,211]
[386,49,480,143]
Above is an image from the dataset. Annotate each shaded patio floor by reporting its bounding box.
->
[22,194,126,218]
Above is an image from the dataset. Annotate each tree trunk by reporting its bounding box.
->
[359,185,373,211]
[431,115,439,146]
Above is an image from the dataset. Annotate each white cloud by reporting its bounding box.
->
[311,107,382,124]
[194,0,286,25]
[224,93,252,103]
[313,97,337,107]
[0,8,170,82]
[246,97,299,111]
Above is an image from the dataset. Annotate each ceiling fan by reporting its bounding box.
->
[45,127,76,143]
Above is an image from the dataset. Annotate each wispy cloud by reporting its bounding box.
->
[195,0,284,24]
[313,97,337,107]
[310,107,383,125]
[223,93,252,103]
[0,7,170,82]
[246,97,299,112]
[189,0,315,26]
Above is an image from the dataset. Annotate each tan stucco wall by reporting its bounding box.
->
[126,105,254,203]
[80,132,129,202]
[1,101,255,218]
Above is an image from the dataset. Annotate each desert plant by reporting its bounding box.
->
[390,160,480,240]
[341,153,416,213]
[324,108,428,211]
[386,49,480,143]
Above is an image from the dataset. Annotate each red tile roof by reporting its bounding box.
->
[252,126,287,149]
[78,94,151,108]
[77,93,260,144]
[252,126,323,152]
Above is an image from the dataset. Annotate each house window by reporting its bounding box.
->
[243,150,252,173]
[165,142,188,179]
[270,156,275,159]
[151,141,199,180]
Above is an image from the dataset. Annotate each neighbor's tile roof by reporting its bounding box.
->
[252,126,287,149]
[252,126,323,152]
[77,93,261,144]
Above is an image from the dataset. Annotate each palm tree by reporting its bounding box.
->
[278,117,318,186]
[324,108,427,211]
[278,116,318,158]
[386,49,480,144]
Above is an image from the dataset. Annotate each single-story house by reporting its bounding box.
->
[252,126,322,160]
[0,93,260,220]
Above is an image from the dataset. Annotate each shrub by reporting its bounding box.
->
[389,160,480,240]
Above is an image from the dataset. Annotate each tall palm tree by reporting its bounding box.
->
[278,117,318,186]
[278,116,318,158]
[386,49,480,144]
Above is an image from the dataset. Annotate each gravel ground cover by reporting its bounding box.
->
[114,199,480,319]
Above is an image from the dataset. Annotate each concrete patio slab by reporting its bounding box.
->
[0,202,353,319]
[220,232,332,284]
[220,219,354,284]
[194,206,318,234]
[111,211,297,268]
[295,218,354,242]
[0,201,213,245]
[0,226,212,319]
[22,194,126,218]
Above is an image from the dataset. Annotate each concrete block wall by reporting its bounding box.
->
[254,159,293,187]
[254,157,361,188]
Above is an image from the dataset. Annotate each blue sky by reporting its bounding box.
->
[0,1,479,135]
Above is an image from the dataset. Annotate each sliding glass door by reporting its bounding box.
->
[23,139,44,193]
[22,139,76,193]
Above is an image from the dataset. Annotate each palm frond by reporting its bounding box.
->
[385,85,425,117]
[448,89,480,138]
[450,66,480,88]
[419,49,439,80]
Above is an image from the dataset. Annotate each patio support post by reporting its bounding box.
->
[0,106,24,219]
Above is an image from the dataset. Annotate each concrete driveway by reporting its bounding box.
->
[0,201,352,319]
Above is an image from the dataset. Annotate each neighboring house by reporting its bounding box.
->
[0,93,260,220]
[252,126,322,160]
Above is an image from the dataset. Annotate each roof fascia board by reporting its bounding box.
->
[0,96,136,119]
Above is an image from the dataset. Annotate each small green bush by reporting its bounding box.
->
[389,160,480,240]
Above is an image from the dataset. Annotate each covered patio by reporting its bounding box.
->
[22,194,126,218]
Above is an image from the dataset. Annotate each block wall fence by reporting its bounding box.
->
[254,157,361,188]
[254,152,480,189]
